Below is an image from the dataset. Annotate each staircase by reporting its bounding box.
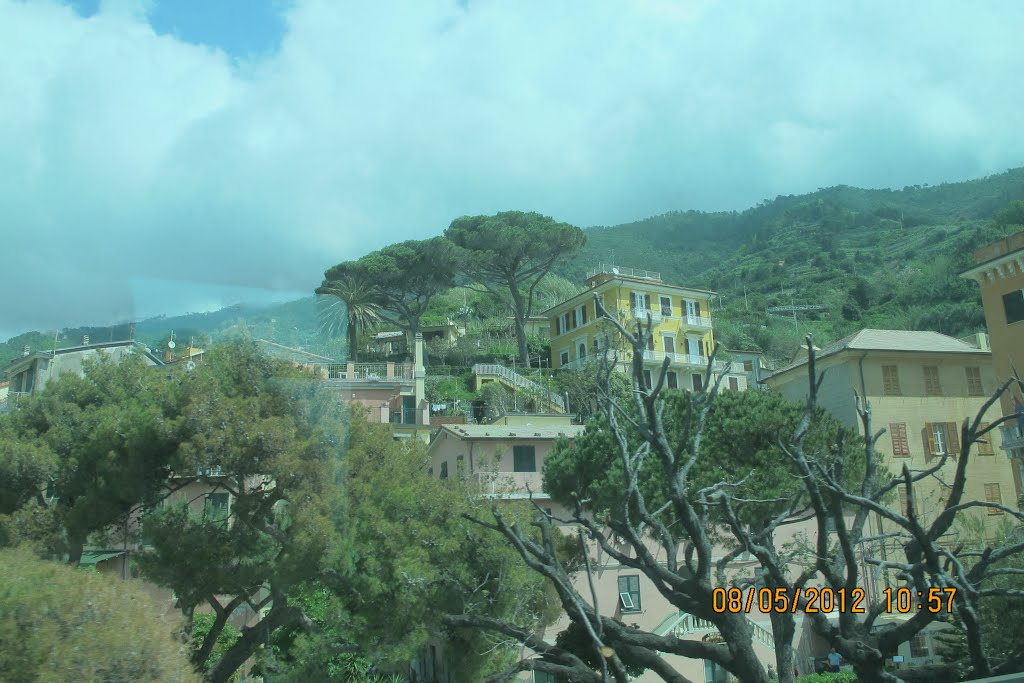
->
[472,364,566,413]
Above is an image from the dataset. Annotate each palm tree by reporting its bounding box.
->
[316,276,384,362]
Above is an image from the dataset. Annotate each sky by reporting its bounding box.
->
[2,0,1024,340]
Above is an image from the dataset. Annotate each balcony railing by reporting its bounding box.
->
[311,362,414,381]
[586,264,661,281]
[1001,423,1024,452]
[683,315,713,329]
[475,471,546,497]
[641,351,726,372]
[632,307,662,322]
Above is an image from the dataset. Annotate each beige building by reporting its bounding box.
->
[765,329,1018,540]
[961,229,1024,499]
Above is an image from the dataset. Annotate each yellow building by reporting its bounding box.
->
[961,229,1024,499]
[544,264,747,391]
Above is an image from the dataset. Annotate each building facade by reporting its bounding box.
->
[544,265,747,392]
[961,229,1024,499]
[765,330,1018,544]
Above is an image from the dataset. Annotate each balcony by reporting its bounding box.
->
[641,351,725,372]
[1001,423,1024,453]
[475,471,546,497]
[586,264,661,281]
[632,307,663,324]
[683,315,713,331]
[312,362,414,382]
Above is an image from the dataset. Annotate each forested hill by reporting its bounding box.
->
[561,167,1024,359]
[5,168,1024,368]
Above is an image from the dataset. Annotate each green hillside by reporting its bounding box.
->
[562,168,1024,360]
[5,168,1024,370]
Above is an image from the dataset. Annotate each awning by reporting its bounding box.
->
[78,550,126,567]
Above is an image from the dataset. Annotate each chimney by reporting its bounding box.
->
[976,332,990,352]
[22,344,30,357]
[81,335,89,345]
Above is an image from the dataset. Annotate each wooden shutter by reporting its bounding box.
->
[924,423,938,458]
[978,423,994,455]
[890,423,910,456]
[984,483,1003,514]
[694,301,702,318]
[729,377,739,391]
[924,366,941,396]
[945,422,960,458]
[966,367,984,396]
[883,365,901,396]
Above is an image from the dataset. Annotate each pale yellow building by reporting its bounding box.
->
[961,229,1024,499]
[765,329,1018,539]
[544,265,747,391]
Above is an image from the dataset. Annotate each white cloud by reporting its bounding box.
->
[2,0,1024,338]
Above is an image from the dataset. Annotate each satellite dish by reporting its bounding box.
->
[185,360,197,372]
[167,340,176,349]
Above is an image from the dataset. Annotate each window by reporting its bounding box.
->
[923,366,942,396]
[204,492,229,521]
[578,342,587,359]
[704,659,729,683]
[743,360,754,372]
[1003,289,1024,324]
[729,377,739,391]
[618,575,641,612]
[439,461,448,480]
[560,350,569,366]
[664,335,676,354]
[890,423,910,457]
[580,305,587,324]
[984,483,1003,514]
[667,371,678,389]
[883,365,902,396]
[513,445,537,472]
[910,634,930,659]
[966,367,984,396]
[977,423,994,455]
[692,374,704,391]
[660,296,672,317]
[925,422,960,459]
[642,369,653,390]
[456,454,465,477]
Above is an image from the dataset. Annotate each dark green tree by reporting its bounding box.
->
[445,211,585,365]
[322,237,458,338]
[138,339,348,683]
[0,352,183,564]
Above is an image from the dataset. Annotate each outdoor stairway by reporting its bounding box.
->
[472,363,566,413]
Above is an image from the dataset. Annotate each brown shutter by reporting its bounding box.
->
[695,301,702,318]
[984,483,1003,514]
[946,422,960,458]
[890,423,909,456]
[978,423,994,455]
[924,424,938,458]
